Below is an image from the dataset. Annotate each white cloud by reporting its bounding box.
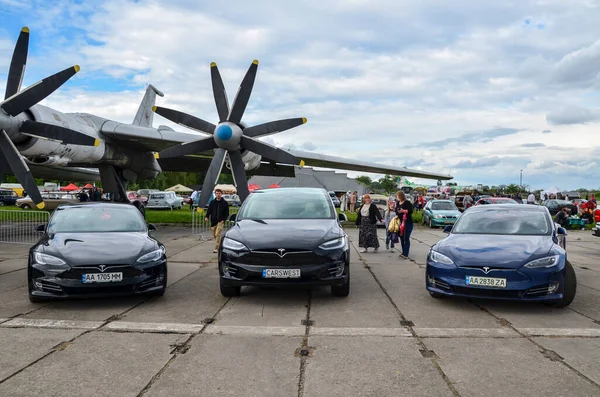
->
[2,0,600,190]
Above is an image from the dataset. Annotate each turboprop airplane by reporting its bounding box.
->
[0,27,453,211]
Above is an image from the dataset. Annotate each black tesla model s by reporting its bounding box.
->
[218,187,350,297]
[28,202,167,302]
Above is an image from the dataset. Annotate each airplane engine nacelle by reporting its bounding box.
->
[241,150,261,170]
[25,155,70,166]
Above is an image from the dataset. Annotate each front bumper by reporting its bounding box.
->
[219,249,349,287]
[431,218,458,226]
[425,260,565,302]
[29,261,167,299]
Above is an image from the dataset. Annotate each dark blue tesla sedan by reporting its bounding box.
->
[425,204,576,307]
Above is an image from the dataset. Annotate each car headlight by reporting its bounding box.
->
[222,237,249,251]
[524,255,560,269]
[434,214,443,219]
[137,246,166,263]
[34,252,67,267]
[429,250,455,265]
[318,236,347,250]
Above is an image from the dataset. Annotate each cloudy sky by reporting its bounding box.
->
[1,0,599,190]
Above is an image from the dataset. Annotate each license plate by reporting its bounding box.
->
[466,276,506,288]
[262,269,301,278]
[82,272,123,283]
[444,220,454,224]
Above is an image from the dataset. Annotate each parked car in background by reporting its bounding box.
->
[17,193,78,210]
[422,200,461,228]
[146,191,184,210]
[475,197,518,206]
[0,188,19,206]
[127,191,148,206]
[541,199,578,216]
[328,191,341,207]
[223,194,241,206]
[368,194,389,228]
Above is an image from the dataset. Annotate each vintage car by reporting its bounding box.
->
[17,192,78,210]
[145,191,184,210]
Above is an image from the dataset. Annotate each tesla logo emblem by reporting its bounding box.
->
[98,265,107,272]
[277,249,286,257]
[482,267,491,274]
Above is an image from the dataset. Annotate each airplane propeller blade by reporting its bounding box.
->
[1,65,80,117]
[227,60,258,124]
[0,130,44,208]
[157,136,218,159]
[152,106,216,134]
[210,63,230,122]
[0,153,8,183]
[228,150,250,203]
[196,148,228,209]
[240,135,301,166]
[243,118,307,138]
[5,27,29,100]
[20,120,100,146]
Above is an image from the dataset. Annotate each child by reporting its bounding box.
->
[384,201,397,251]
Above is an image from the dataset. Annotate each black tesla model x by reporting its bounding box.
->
[218,187,350,297]
[28,202,167,302]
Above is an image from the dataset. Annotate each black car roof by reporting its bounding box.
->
[467,204,547,212]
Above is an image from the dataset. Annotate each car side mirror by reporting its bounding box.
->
[36,224,46,232]
[228,214,237,223]
[443,225,452,233]
[557,227,567,235]
[338,213,348,222]
[148,223,157,231]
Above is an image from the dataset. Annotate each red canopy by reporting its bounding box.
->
[60,183,80,191]
[248,184,261,192]
[82,183,94,189]
[268,184,281,188]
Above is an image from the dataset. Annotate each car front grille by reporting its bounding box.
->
[430,277,451,290]
[240,250,327,266]
[62,285,137,295]
[60,265,140,280]
[452,286,522,299]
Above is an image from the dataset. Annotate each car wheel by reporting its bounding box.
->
[220,277,241,297]
[429,218,434,228]
[331,264,350,297]
[552,260,577,308]
[429,291,444,299]
[21,204,32,210]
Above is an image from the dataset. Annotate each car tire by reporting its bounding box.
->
[429,218,434,228]
[429,291,444,299]
[552,260,577,308]
[21,204,32,210]
[331,265,350,297]
[220,277,241,297]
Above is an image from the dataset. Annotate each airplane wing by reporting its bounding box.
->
[157,156,295,177]
[100,123,204,153]
[284,149,453,180]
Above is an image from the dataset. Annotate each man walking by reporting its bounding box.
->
[205,189,229,253]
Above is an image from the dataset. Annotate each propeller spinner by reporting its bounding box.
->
[153,60,307,209]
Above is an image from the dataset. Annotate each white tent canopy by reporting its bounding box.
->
[166,184,193,193]
[214,184,237,193]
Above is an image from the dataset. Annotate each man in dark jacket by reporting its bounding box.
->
[554,208,569,228]
[205,189,229,253]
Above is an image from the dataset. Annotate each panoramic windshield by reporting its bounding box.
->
[432,202,457,211]
[48,206,147,233]
[452,209,550,235]
[238,190,334,219]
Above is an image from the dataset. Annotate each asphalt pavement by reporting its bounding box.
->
[0,224,599,396]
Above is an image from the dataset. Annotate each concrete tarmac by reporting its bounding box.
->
[0,224,599,396]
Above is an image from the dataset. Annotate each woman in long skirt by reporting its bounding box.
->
[356,194,383,253]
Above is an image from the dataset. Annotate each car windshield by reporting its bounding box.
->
[239,189,334,219]
[48,206,147,233]
[432,202,457,211]
[452,209,551,235]
[555,200,571,204]
[494,198,517,203]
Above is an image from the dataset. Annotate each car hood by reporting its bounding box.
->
[38,232,158,266]
[435,234,554,268]
[431,210,460,216]
[226,219,342,250]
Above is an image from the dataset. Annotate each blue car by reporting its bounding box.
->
[422,199,461,228]
[426,205,576,307]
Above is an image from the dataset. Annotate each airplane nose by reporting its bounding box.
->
[216,124,233,141]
